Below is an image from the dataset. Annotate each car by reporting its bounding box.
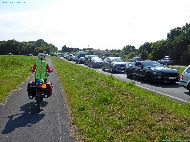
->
[84,55,97,66]
[158,56,174,66]
[75,51,87,64]
[130,56,142,62]
[180,65,190,92]
[88,56,104,68]
[126,60,179,83]
[71,55,77,61]
[66,54,74,61]
[102,57,126,73]
[63,54,69,59]
[57,53,64,57]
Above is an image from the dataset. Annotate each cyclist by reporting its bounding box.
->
[32,53,53,82]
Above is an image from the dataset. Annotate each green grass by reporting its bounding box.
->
[169,65,186,75]
[0,55,36,103]
[51,57,190,142]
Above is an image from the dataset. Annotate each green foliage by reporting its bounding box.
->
[120,45,137,60]
[52,57,190,141]
[62,45,80,53]
[0,39,58,55]
[0,55,36,103]
[120,23,190,65]
[138,42,152,60]
[168,65,186,75]
[122,45,136,54]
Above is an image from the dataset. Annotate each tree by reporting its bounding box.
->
[122,45,136,54]
[138,42,152,60]
[0,39,58,55]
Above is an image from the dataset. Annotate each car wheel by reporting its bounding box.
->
[145,72,154,83]
[110,67,114,73]
[126,71,132,78]
[102,66,105,71]
[187,83,190,92]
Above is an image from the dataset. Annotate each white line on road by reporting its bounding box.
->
[136,84,187,103]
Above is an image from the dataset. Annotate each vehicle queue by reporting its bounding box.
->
[60,53,190,93]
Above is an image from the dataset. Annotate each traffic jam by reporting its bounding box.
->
[58,51,190,103]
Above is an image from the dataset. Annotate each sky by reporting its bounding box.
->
[0,0,190,50]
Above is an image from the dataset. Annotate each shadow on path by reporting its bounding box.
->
[2,101,48,134]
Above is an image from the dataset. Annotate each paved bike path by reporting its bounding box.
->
[0,58,76,142]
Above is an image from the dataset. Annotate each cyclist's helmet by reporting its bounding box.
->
[38,53,45,60]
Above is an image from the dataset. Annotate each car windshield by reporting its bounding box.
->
[111,57,124,62]
[79,54,86,57]
[143,61,163,67]
[92,57,102,62]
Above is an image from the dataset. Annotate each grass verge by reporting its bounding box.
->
[0,55,36,103]
[169,65,186,75]
[52,57,190,142]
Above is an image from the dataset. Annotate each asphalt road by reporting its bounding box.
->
[61,57,190,103]
[0,59,76,142]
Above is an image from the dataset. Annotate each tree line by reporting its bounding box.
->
[61,23,190,65]
[1,23,190,65]
[0,39,58,55]
[122,23,190,65]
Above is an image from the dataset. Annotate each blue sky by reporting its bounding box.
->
[0,0,190,50]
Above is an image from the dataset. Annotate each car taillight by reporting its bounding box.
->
[180,74,183,80]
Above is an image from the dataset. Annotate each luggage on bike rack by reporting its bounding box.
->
[27,81,36,99]
[27,81,53,99]
[44,81,52,98]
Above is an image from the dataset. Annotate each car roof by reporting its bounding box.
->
[132,57,141,59]
[136,60,157,63]
[92,56,100,59]
[108,57,121,59]
[92,56,102,60]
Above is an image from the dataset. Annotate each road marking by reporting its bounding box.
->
[101,71,188,103]
[100,70,188,103]
[136,84,187,103]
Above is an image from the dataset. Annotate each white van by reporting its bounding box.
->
[180,65,190,92]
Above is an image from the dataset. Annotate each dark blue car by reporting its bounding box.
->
[126,60,179,83]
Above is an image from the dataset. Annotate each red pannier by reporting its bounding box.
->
[27,81,53,99]
[45,81,53,97]
[27,81,36,99]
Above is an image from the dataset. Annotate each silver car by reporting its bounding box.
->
[102,57,126,73]
[89,57,103,68]
[180,65,190,92]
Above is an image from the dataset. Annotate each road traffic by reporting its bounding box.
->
[61,57,190,103]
